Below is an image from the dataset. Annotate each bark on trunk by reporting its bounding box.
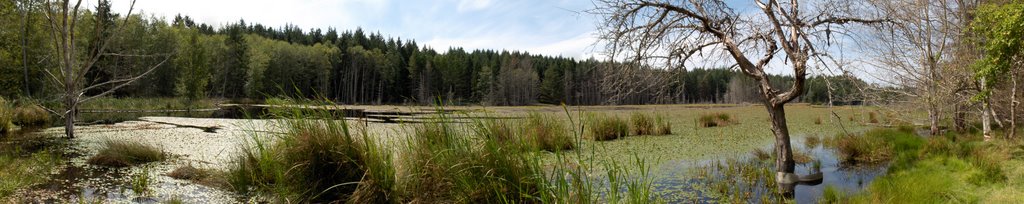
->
[954,104,967,133]
[1011,74,1018,139]
[766,102,795,174]
[929,104,940,136]
[982,78,991,140]
[64,97,75,139]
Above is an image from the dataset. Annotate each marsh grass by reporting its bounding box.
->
[225,98,660,203]
[523,112,574,152]
[749,147,812,164]
[630,112,654,135]
[228,101,394,203]
[820,185,843,204]
[13,104,50,127]
[167,164,214,182]
[0,150,60,197]
[804,135,822,149]
[131,167,153,196]
[653,114,672,135]
[751,148,771,161]
[587,114,629,141]
[690,158,787,203]
[814,116,823,125]
[697,112,735,127]
[868,112,879,124]
[837,130,1019,203]
[87,139,166,167]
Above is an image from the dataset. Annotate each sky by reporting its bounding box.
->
[101,0,602,59]
[95,0,876,80]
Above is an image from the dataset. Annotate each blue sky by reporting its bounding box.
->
[105,0,601,59]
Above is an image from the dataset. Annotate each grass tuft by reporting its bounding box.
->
[586,114,629,141]
[0,98,14,135]
[167,164,211,181]
[868,112,879,124]
[751,148,771,161]
[653,114,672,135]
[87,139,166,167]
[523,112,574,152]
[814,116,823,125]
[697,112,735,127]
[630,112,654,135]
[804,135,822,149]
[401,113,547,203]
[13,104,50,127]
[0,150,60,197]
[228,102,395,203]
[132,167,153,196]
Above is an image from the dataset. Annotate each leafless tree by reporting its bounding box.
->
[861,0,979,136]
[41,0,169,138]
[593,0,882,188]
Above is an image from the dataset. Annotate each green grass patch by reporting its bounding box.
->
[838,130,1023,203]
[0,150,60,197]
[87,139,166,167]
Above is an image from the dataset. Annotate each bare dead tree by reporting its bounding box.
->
[861,0,979,136]
[41,0,169,138]
[593,0,882,188]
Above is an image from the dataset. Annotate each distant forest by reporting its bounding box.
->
[0,1,866,105]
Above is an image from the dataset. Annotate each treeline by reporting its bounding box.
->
[0,0,864,105]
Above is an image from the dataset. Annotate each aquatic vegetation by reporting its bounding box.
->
[697,112,735,127]
[814,116,823,125]
[88,139,166,167]
[0,150,60,197]
[0,98,13,135]
[227,105,394,203]
[653,114,672,135]
[827,129,922,165]
[167,164,211,181]
[804,134,822,149]
[690,158,788,203]
[631,112,654,135]
[751,148,771,161]
[587,114,629,141]
[400,113,549,203]
[13,104,50,127]
[523,112,574,152]
[131,167,153,196]
[820,185,843,204]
